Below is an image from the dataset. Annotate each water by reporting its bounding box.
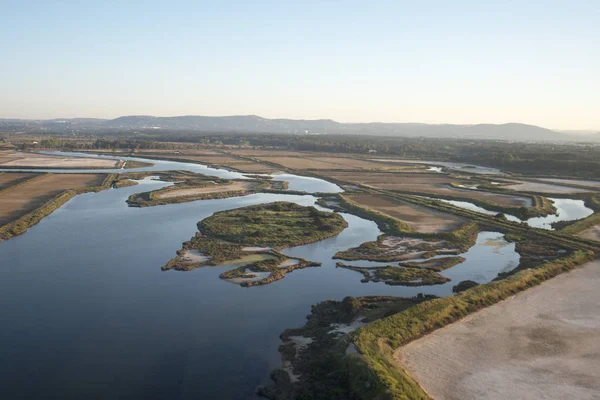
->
[0,156,519,399]
[2,151,343,194]
[526,198,594,229]
[437,198,594,230]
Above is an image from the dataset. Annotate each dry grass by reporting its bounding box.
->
[0,150,119,168]
[347,194,465,233]
[0,173,106,225]
[323,171,531,206]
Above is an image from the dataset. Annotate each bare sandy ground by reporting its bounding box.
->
[0,173,106,225]
[157,181,255,199]
[0,151,119,168]
[397,260,600,400]
[0,172,39,190]
[577,225,600,241]
[504,181,593,194]
[347,194,465,233]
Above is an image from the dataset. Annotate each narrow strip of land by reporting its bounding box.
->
[397,260,600,400]
[0,150,120,168]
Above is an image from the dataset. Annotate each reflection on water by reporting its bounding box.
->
[437,198,594,230]
[526,198,594,229]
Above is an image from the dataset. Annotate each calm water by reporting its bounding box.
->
[0,157,518,400]
[437,198,594,230]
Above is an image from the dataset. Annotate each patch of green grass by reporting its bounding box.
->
[199,201,348,249]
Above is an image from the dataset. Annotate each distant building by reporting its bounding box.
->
[368,149,377,154]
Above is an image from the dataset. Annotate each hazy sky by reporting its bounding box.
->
[1,1,598,129]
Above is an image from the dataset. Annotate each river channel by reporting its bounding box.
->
[0,154,520,399]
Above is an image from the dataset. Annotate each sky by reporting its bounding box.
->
[0,0,598,130]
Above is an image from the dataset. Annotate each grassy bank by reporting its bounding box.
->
[336,263,450,286]
[0,173,116,242]
[347,250,596,400]
[199,202,348,249]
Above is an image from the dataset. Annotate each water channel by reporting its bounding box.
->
[0,153,521,399]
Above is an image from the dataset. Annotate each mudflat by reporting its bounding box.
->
[397,260,600,400]
[347,194,465,233]
[0,173,106,225]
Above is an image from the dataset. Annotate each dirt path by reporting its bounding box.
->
[396,260,600,400]
[578,225,600,241]
[157,181,255,199]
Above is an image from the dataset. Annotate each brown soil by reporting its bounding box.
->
[157,181,256,199]
[323,171,531,206]
[397,260,600,400]
[347,194,465,233]
[0,151,119,168]
[0,172,40,190]
[0,173,106,225]
[577,225,600,241]
[256,156,420,171]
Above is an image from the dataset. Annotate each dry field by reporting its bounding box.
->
[157,181,257,199]
[578,225,600,241]
[256,156,422,171]
[0,173,106,225]
[228,149,320,157]
[0,150,119,169]
[397,259,600,400]
[0,172,39,190]
[323,171,531,207]
[504,181,594,194]
[347,194,465,233]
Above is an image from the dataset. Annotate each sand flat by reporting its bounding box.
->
[157,181,255,199]
[397,260,600,400]
[347,194,465,233]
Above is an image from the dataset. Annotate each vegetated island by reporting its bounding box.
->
[336,263,451,286]
[123,170,289,207]
[162,202,348,286]
[334,255,466,287]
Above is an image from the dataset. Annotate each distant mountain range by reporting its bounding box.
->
[1,115,598,142]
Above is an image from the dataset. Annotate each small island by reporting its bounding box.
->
[163,202,348,286]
